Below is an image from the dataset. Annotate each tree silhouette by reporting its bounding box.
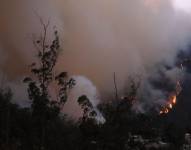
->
[78,95,97,123]
[0,88,12,150]
[23,20,75,150]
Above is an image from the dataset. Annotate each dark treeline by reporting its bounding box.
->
[0,85,186,150]
[0,23,188,150]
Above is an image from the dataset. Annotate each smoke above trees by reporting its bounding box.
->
[0,0,191,115]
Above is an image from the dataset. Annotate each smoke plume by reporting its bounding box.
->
[1,0,191,113]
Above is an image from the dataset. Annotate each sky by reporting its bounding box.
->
[1,0,191,116]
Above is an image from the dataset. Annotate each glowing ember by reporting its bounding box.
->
[172,96,176,104]
[169,103,173,109]
[165,108,169,114]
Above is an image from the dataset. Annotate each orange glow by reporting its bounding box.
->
[144,0,161,8]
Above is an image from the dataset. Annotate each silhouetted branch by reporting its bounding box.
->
[113,72,118,100]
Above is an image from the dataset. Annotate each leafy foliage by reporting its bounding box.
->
[23,22,75,114]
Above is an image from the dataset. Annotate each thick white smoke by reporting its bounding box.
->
[55,0,191,95]
[65,76,105,123]
[1,0,191,114]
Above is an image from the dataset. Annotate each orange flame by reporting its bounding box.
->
[159,81,181,115]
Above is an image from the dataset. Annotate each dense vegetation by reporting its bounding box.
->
[0,23,189,150]
[0,86,187,150]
